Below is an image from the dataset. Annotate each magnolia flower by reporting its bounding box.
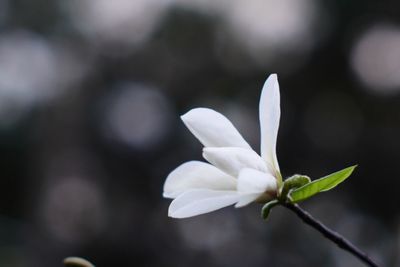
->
[163,74,283,218]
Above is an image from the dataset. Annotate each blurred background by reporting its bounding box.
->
[0,0,399,266]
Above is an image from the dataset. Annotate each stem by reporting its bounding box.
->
[283,203,380,267]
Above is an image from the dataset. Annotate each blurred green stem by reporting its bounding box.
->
[284,203,380,267]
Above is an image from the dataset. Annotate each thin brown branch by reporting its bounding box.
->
[283,203,380,267]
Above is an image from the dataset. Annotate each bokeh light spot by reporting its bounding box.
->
[351,24,400,94]
[63,0,171,47]
[40,176,106,244]
[102,83,174,150]
[0,31,70,127]
[222,0,320,67]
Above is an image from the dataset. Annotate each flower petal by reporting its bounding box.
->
[181,108,251,149]
[259,74,281,173]
[168,189,239,218]
[203,147,269,177]
[163,161,236,199]
[235,193,261,208]
[237,168,277,195]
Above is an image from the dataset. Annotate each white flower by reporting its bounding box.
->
[163,74,282,218]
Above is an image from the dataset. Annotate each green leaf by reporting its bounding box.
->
[261,199,279,220]
[280,174,311,200]
[288,165,357,203]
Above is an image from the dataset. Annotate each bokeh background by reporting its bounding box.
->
[0,0,400,266]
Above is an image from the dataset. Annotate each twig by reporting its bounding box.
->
[283,203,380,267]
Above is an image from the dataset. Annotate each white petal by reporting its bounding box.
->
[259,74,281,173]
[203,147,269,177]
[163,161,236,199]
[237,168,277,194]
[181,108,251,149]
[235,193,261,208]
[168,189,239,218]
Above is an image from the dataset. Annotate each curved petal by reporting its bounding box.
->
[203,147,269,177]
[181,108,251,149]
[259,74,281,173]
[237,168,277,195]
[163,161,236,199]
[168,189,239,218]
[235,193,261,208]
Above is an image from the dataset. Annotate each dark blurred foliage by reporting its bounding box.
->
[0,0,400,266]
